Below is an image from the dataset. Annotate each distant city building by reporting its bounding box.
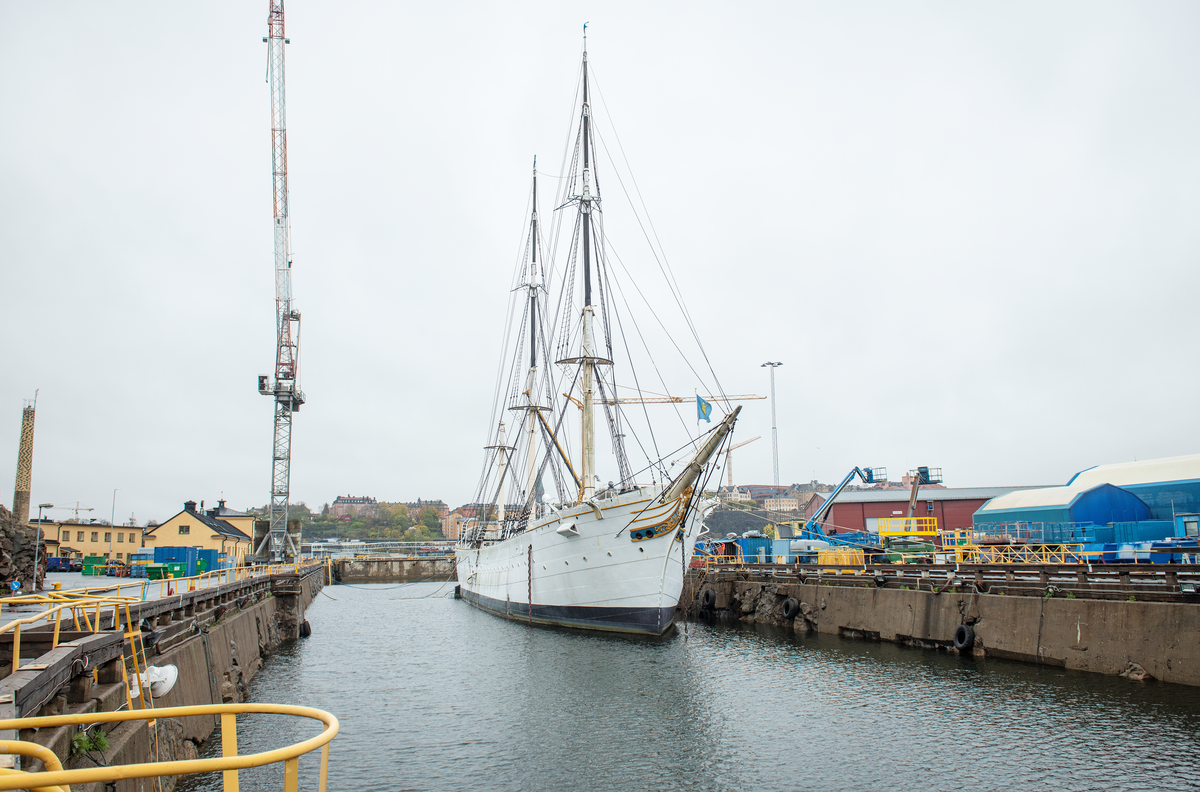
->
[331,495,379,519]
[402,499,448,522]
[444,511,466,541]
[763,497,800,513]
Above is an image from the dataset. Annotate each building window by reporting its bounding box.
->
[91,532,99,542]
[78,531,85,541]
[116,553,123,560]
[104,532,111,542]
[129,532,138,544]
[117,533,124,543]
[178,525,190,535]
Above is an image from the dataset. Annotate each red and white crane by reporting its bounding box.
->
[256,0,304,561]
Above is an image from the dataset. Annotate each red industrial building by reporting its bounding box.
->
[819,487,1043,535]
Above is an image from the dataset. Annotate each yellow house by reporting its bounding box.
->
[148,500,254,566]
[44,521,146,562]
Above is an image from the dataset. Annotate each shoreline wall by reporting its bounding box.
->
[689,578,1200,686]
[335,557,455,583]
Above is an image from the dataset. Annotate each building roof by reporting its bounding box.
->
[979,454,1200,515]
[1068,454,1200,489]
[831,486,1047,504]
[169,501,251,540]
[211,499,248,518]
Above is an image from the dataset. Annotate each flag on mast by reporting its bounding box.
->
[697,395,713,423]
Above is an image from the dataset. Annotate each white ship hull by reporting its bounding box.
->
[455,487,705,635]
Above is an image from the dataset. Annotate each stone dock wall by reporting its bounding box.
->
[335,556,455,583]
[0,565,325,791]
[688,575,1200,686]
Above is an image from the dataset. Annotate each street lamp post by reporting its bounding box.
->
[761,362,782,486]
[34,503,53,591]
[109,489,120,561]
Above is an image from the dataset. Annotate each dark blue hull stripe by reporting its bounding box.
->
[460,587,676,635]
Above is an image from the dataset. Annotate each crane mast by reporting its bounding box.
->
[257,0,304,561]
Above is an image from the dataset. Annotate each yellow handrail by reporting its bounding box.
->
[0,703,338,792]
[877,517,939,536]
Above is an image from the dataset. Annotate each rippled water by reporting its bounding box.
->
[180,582,1200,791]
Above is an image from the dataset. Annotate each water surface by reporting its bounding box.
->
[180,581,1200,791]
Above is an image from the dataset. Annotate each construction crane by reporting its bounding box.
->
[49,503,94,522]
[719,435,761,488]
[256,0,304,562]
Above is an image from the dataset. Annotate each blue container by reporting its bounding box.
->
[197,549,219,574]
[771,538,794,563]
[738,537,771,564]
[154,546,199,577]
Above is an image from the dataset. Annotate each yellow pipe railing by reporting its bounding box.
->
[0,561,324,674]
[0,703,338,792]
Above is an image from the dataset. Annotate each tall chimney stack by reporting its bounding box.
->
[12,400,35,525]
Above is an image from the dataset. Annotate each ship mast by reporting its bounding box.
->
[524,158,541,504]
[579,31,597,502]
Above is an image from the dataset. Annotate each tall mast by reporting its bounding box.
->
[257,0,304,561]
[524,157,540,504]
[579,28,597,502]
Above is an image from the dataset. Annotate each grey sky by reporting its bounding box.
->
[2,2,1197,524]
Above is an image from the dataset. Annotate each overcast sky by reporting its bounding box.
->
[2,2,1197,524]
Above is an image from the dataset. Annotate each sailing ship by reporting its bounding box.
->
[455,34,740,635]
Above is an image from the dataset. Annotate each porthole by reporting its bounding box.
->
[639,547,644,553]
[582,556,588,561]
[607,552,612,557]
[565,560,569,565]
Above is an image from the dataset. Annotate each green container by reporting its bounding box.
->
[145,564,167,580]
[166,562,187,578]
[81,554,107,575]
[197,559,208,574]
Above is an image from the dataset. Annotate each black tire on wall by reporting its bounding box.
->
[299,619,312,638]
[781,597,800,620]
[701,587,717,610]
[953,624,974,651]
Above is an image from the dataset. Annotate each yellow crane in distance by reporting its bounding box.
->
[719,435,761,488]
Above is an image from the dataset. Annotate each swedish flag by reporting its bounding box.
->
[697,395,713,423]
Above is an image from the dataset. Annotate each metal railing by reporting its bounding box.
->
[877,517,939,536]
[0,702,339,792]
[0,561,327,674]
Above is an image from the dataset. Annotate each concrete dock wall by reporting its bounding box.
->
[0,565,325,791]
[692,578,1200,686]
[335,556,455,583]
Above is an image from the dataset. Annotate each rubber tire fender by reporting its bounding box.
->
[781,597,801,620]
[953,624,974,651]
[299,619,312,639]
[701,587,717,610]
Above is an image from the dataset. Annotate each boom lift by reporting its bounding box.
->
[803,466,886,540]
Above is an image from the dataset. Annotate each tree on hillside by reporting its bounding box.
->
[321,503,330,516]
[418,506,440,531]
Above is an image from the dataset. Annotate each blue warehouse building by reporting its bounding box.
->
[974,454,1200,550]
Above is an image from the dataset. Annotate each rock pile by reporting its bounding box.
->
[0,503,44,591]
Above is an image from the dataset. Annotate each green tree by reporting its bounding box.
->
[419,506,440,531]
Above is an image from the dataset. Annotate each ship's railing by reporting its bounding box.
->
[0,703,339,792]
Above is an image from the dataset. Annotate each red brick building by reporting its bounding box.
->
[819,487,1044,535]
